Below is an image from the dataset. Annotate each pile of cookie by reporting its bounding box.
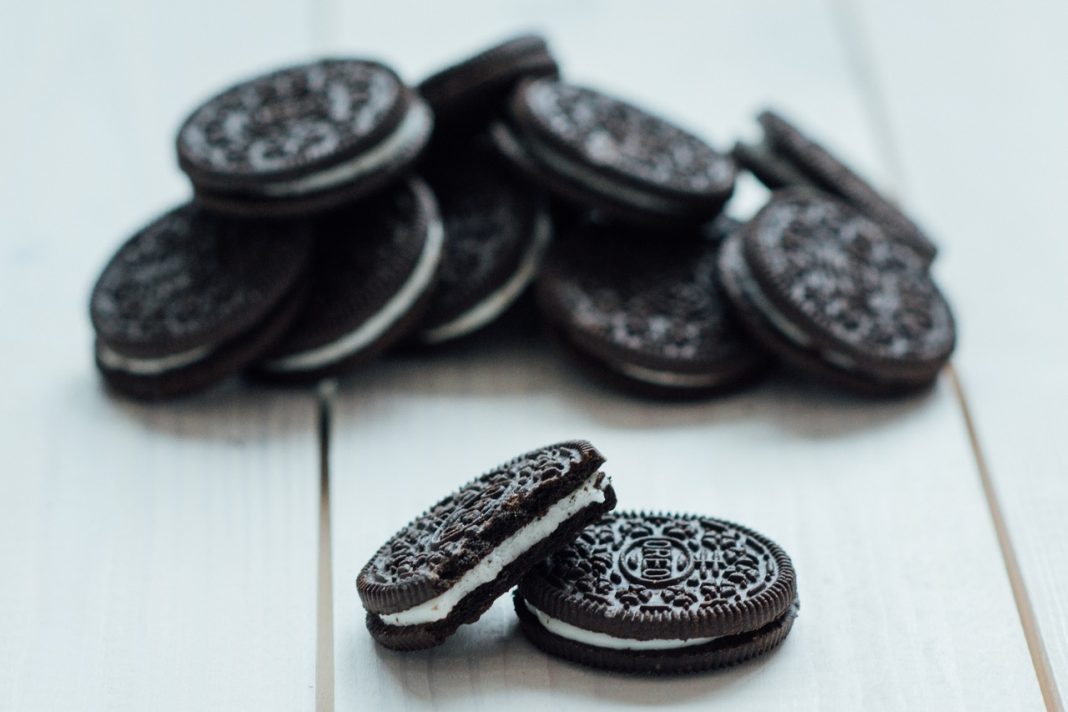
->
[357,440,799,674]
[88,34,956,400]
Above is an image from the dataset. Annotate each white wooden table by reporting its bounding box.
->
[1,1,1063,710]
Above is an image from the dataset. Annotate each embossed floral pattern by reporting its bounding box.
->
[532,513,782,615]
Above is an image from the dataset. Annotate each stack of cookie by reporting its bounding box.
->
[357,440,800,674]
[88,33,956,400]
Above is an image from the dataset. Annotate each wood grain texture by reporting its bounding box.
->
[325,2,1042,708]
[0,2,322,710]
[852,0,1068,701]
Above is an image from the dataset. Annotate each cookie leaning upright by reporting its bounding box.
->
[358,441,616,651]
[253,178,443,381]
[492,78,735,227]
[733,109,937,261]
[416,142,552,344]
[514,512,799,674]
[718,188,956,395]
[90,204,310,400]
[177,59,432,217]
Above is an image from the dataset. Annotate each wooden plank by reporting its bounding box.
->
[325,1,1042,708]
[0,2,322,710]
[851,0,1068,703]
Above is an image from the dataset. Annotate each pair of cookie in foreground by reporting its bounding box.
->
[357,441,798,674]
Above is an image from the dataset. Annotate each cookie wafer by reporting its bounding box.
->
[254,178,443,381]
[357,440,616,650]
[493,78,735,227]
[418,144,551,344]
[515,512,799,674]
[537,218,770,396]
[177,59,432,217]
[718,188,955,394]
[90,204,310,399]
[419,34,559,133]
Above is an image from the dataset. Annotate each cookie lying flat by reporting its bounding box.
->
[492,78,735,227]
[515,512,799,674]
[536,218,770,396]
[733,109,937,261]
[254,179,443,381]
[718,188,956,395]
[357,440,616,650]
[419,34,559,134]
[177,59,432,217]
[417,142,552,344]
[90,204,310,400]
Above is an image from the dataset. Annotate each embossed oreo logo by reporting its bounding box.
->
[620,536,694,587]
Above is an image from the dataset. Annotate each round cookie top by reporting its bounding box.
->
[90,203,309,358]
[177,59,408,188]
[263,178,439,360]
[757,110,937,261]
[743,189,955,373]
[537,218,764,376]
[419,34,559,128]
[357,440,605,615]
[511,78,735,200]
[518,512,796,640]
[419,145,545,335]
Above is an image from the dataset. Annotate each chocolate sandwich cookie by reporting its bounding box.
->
[492,78,735,227]
[90,203,310,400]
[419,34,559,134]
[417,144,552,344]
[514,512,799,674]
[358,440,616,650]
[733,110,937,261]
[177,59,432,218]
[254,179,443,381]
[718,188,956,395]
[536,218,770,396]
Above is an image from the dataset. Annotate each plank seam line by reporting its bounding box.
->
[315,379,337,712]
[831,1,1063,707]
[949,366,1064,712]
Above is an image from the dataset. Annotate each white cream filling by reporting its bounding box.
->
[420,207,552,344]
[522,133,694,216]
[256,98,432,197]
[523,600,719,650]
[613,362,726,389]
[260,198,444,373]
[375,472,610,628]
[96,342,212,376]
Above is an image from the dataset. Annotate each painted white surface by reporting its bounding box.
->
[855,0,1068,699]
[0,2,321,710]
[327,2,1042,708]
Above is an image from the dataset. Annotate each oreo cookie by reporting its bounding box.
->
[733,110,937,261]
[254,179,443,380]
[492,78,735,226]
[90,204,310,400]
[417,143,552,344]
[177,59,432,217]
[419,34,559,134]
[536,218,770,396]
[357,441,616,650]
[514,512,799,674]
[718,188,956,395]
